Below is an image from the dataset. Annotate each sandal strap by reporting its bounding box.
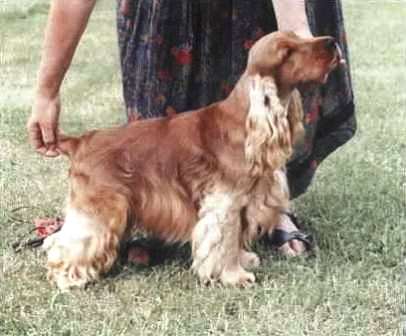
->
[268,229,314,250]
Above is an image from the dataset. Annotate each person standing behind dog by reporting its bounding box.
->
[27,0,355,256]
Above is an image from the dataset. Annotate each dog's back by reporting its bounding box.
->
[55,113,223,243]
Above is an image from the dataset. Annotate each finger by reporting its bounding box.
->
[27,122,43,148]
[35,143,59,157]
[36,146,49,155]
[27,121,45,150]
[44,149,60,157]
[45,143,60,157]
[27,122,59,157]
[41,124,56,146]
[278,243,296,257]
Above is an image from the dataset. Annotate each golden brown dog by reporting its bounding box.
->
[43,32,341,289]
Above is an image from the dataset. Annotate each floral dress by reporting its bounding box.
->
[116,0,356,198]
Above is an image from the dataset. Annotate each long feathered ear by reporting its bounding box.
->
[245,75,293,176]
[287,89,305,146]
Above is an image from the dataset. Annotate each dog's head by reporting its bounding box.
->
[243,32,344,175]
[246,31,343,88]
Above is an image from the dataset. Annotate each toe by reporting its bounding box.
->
[290,239,306,255]
[278,239,306,257]
[278,242,298,257]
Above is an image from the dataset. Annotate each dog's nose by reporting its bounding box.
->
[325,38,336,50]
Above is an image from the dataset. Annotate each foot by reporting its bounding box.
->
[273,214,307,257]
[220,266,256,288]
[43,232,100,290]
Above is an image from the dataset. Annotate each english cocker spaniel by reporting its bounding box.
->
[43,32,341,289]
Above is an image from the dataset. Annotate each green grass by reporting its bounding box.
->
[0,1,405,335]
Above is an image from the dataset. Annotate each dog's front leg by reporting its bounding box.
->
[191,190,255,287]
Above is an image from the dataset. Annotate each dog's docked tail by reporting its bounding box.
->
[58,134,80,158]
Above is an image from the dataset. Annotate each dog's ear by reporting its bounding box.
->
[273,39,296,64]
[247,35,297,75]
[245,76,292,175]
[287,89,305,145]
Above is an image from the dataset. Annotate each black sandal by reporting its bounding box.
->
[267,212,314,251]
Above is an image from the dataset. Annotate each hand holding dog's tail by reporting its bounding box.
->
[57,134,80,158]
[27,94,61,157]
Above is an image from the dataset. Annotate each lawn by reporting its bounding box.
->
[0,1,405,335]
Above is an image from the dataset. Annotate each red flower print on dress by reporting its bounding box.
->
[171,46,193,65]
[305,104,320,124]
[221,82,232,96]
[243,39,254,50]
[254,28,265,40]
[120,0,131,16]
[158,69,172,81]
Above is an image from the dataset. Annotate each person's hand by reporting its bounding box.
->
[27,93,61,157]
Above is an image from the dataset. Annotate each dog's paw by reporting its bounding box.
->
[193,254,222,286]
[44,233,98,291]
[239,250,260,270]
[220,266,256,288]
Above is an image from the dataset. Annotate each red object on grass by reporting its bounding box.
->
[127,246,151,266]
[34,218,64,238]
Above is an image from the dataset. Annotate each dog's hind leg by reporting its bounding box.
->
[43,192,128,290]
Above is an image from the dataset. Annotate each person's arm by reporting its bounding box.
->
[27,0,96,156]
[272,0,313,37]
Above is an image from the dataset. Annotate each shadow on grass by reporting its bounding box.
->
[106,232,320,285]
[104,239,193,282]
